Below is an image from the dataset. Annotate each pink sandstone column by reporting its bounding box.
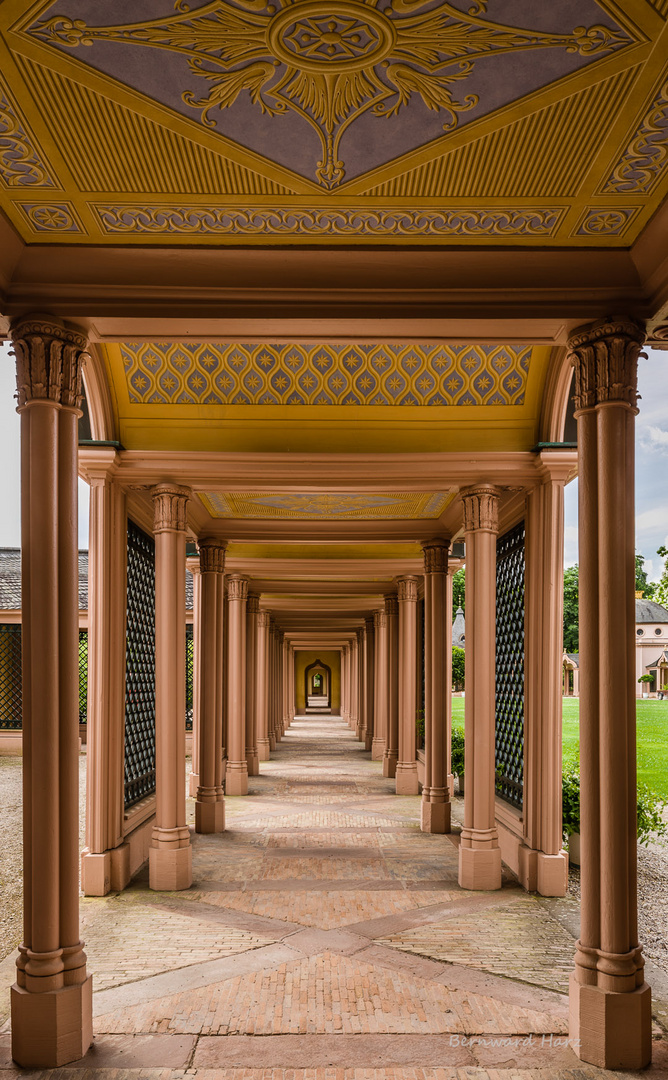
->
[372,610,387,760]
[226,575,249,795]
[396,576,419,794]
[289,643,295,721]
[364,615,375,751]
[383,593,399,778]
[568,318,651,1069]
[245,594,260,776]
[195,539,226,833]
[523,458,571,895]
[350,635,359,731]
[356,628,365,740]
[268,619,277,749]
[187,557,201,799]
[281,634,289,732]
[149,484,192,891]
[458,486,502,891]
[10,316,92,1067]
[342,644,349,722]
[81,451,127,896]
[421,539,452,833]
[256,612,270,759]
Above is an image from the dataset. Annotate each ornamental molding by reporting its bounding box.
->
[92,204,565,239]
[227,574,249,601]
[461,485,500,534]
[10,316,89,410]
[34,4,626,190]
[247,593,260,614]
[0,86,57,187]
[151,483,191,533]
[198,537,227,573]
[568,318,646,412]
[601,75,668,195]
[422,538,450,574]
[397,575,419,602]
[384,594,398,617]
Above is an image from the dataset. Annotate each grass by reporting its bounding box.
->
[450,694,668,800]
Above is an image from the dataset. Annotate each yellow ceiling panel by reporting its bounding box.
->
[199,492,455,520]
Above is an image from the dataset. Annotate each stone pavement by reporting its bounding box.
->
[1,714,667,1078]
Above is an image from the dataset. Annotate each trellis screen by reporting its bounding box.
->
[186,623,194,731]
[0,625,22,729]
[124,520,156,809]
[495,521,525,809]
[78,630,88,724]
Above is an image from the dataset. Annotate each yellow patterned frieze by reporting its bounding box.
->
[199,492,454,519]
[121,341,531,406]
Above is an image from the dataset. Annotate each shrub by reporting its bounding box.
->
[451,728,465,777]
[452,646,465,690]
[562,768,668,845]
[416,709,425,749]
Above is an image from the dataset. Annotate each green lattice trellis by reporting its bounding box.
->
[124,520,156,809]
[495,521,525,809]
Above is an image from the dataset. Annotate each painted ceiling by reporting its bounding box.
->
[199,491,454,519]
[0,0,667,245]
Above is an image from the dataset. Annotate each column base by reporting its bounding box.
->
[364,733,373,752]
[269,734,276,751]
[188,771,199,798]
[383,750,397,778]
[195,799,225,833]
[458,843,502,890]
[81,851,111,897]
[371,737,385,761]
[246,751,260,776]
[421,794,451,833]
[537,850,569,896]
[257,738,271,761]
[226,761,249,795]
[149,844,192,891]
[395,762,419,795]
[569,974,651,1070]
[11,975,93,1068]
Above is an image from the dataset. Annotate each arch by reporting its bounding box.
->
[305,657,332,709]
[539,346,576,444]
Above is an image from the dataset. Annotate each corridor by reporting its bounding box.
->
[2,714,654,1077]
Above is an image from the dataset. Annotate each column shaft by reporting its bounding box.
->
[458,487,502,890]
[256,613,270,759]
[421,540,451,833]
[396,577,419,794]
[245,594,260,775]
[372,612,387,759]
[383,594,399,778]
[364,616,375,751]
[226,576,249,795]
[195,539,226,833]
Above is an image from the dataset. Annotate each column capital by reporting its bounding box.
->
[356,627,365,645]
[374,609,387,630]
[258,610,271,628]
[365,615,375,634]
[384,593,399,617]
[396,575,419,602]
[247,592,260,615]
[198,537,227,574]
[226,575,248,602]
[422,538,450,574]
[568,317,645,413]
[151,484,190,533]
[461,485,500,534]
[10,314,89,410]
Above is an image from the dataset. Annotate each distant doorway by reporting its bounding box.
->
[305,658,332,713]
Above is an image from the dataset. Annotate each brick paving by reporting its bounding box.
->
[1,713,667,1077]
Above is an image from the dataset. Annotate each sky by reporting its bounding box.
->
[0,342,666,576]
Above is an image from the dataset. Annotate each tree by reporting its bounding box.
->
[563,564,579,653]
[452,646,465,690]
[654,546,668,608]
[635,554,655,598]
[452,568,465,616]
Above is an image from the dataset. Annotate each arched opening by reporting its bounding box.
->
[304,657,332,713]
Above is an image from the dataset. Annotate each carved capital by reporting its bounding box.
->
[10,315,89,410]
[198,537,226,574]
[226,575,248,602]
[384,594,398,617]
[356,628,365,645]
[397,575,419,602]
[151,483,190,533]
[374,609,387,630]
[422,538,450,574]
[247,593,260,615]
[568,317,645,412]
[461,485,500,534]
[258,610,271,628]
[365,615,375,634]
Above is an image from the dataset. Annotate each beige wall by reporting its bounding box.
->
[294,650,341,713]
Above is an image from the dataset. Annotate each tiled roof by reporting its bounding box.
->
[636,598,668,624]
[1,549,194,612]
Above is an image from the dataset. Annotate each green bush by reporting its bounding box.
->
[562,768,668,845]
[451,728,465,777]
[452,646,465,690]
[416,709,425,749]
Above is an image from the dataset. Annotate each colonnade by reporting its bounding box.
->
[7,314,652,1069]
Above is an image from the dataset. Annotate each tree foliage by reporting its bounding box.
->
[452,646,465,689]
[654,546,668,609]
[636,554,656,598]
[452,568,465,616]
[563,564,579,653]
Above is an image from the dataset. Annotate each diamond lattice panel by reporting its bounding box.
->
[495,521,525,810]
[124,519,156,809]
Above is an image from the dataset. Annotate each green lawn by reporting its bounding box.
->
[451,695,668,799]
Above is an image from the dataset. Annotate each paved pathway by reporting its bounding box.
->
[1,715,667,1077]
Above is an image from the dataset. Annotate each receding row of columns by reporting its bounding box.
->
[8,313,651,1069]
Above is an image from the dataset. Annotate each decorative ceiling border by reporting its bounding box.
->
[599,73,668,194]
[198,492,455,520]
[0,81,57,188]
